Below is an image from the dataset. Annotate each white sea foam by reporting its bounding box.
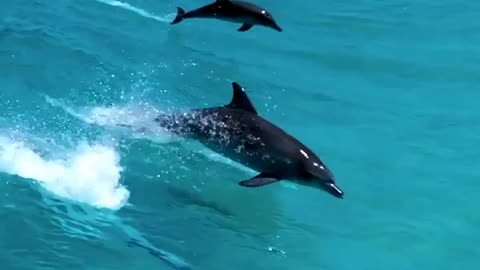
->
[95,0,175,23]
[0,135,129,210]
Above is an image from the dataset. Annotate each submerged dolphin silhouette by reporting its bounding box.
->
[170,0,282,32]
[154,82,344,198]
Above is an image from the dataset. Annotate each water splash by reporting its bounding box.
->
[45,95,178,144]
[46,97,305,190]
[80,104,257,174]
[95,0,175,23]
[0,135,129,210]
[47,93,260,177]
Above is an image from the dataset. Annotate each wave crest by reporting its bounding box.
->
[0,135,129,210]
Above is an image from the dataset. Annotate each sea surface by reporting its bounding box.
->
[1,0,479,269]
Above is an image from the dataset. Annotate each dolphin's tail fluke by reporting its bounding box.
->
[171,7,186,24]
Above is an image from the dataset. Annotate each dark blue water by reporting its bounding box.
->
[1,0,479,269]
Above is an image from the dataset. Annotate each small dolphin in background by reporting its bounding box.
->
[170,0,282,32]
[154,82,344,199]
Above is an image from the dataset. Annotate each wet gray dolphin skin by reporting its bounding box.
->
[170,0,282,32]
[154,82,344,199]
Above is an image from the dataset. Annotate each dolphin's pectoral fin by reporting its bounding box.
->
[238,23,253,32]
[239,173,280,187]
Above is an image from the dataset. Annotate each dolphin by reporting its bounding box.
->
[170,0,282,32]
[154,82,344,199]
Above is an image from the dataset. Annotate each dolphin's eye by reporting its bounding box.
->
[261,10,270,17]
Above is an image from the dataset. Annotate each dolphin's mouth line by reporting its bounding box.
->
[324,182,344,199]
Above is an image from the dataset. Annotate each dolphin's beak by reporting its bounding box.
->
[322,182,344,199]
[271,22,282,32]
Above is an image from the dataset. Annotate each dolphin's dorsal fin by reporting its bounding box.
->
[226,82,257,114]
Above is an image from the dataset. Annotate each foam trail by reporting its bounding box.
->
[45,96,178,144]
[0,135,129,210]
[80,105,178,144]
[95,0,175,23]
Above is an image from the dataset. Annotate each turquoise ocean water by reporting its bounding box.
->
[1,0,479,269]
